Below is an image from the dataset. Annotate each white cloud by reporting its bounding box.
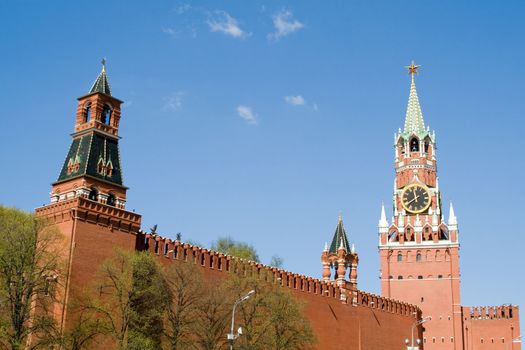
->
[237,105,257,125]
[162,27,179,38]
[163,91,184,112]
[285,95,305,106]
[268,9,304,40]
[175,3,191,15]
[208,11,250,39]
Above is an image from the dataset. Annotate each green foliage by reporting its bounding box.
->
[129,252,169,349]
[269,255,284,268]
[211,237,260,262]
[0,206,63,350]
[86,250,168,350]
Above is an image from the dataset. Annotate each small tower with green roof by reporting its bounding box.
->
[321,214,359,289]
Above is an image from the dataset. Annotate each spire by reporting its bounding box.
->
[448,202,457,226]
[89,58,112,96]
[329,214,351,254]
[403,61,426,137]
[378,203,389,232]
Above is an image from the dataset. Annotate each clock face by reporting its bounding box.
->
[401,184,431,213]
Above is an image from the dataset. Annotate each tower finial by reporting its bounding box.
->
[406,60,420,76]
[89,59,112,96]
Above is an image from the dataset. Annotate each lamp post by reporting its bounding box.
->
[407,316,431,350]
[227,290,255,350]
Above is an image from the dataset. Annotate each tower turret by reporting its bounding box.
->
[320,215,358,289]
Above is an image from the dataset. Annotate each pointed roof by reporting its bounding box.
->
[402,61,426,138]
[378,202,389,228]
[329,215,351,254]
[89,59,112,96]
[448,202,457,226]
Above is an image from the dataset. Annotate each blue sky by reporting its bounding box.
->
[1,1,524,310]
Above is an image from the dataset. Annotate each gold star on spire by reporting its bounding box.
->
[405,60,421,75]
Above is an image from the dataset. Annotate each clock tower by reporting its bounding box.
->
[378,62,462,349]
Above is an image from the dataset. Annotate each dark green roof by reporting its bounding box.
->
[89,65,111,96]
[329,216,351,254]
[55,131,123,186]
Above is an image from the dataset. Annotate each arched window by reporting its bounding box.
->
[101,104,112,125]
[410,137,419,152]
[107,193,116,206]
[397,253,403,262]
[424,140,430,153]
[106,161,113,177]
[438,227,449,240]
[88,187,98,201]
[416,252,422,262]
[97,158,105,175]
[84,102,92,122]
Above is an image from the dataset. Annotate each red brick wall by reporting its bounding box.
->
[462,306,521,350]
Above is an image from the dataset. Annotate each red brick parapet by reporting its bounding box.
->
[36,197,141,233]
[464,305,519,320]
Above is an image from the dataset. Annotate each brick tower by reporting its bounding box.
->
[378,62,462,349]
[35,61,141,334]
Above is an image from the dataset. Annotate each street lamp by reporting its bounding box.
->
[227,290,255,350]
[407,316,431,350]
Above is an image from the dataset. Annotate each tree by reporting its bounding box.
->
[86,250,167,350]
[0,206,63,350]
[267,288,315,350]
[163,261,204,350]
[269,255,284,268]
[211,237,259,262]
[193,281,230,350]
[58,306,109,350]
[128,252,169,350]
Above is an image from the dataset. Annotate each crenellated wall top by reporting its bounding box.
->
[464,305,519,320]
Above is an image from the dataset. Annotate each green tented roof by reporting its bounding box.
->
[329,216,351,254]
[402,75,427,138]
[89,64,111,96]
[55,131,123,186]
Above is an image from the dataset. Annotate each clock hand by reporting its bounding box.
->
[406,196,418,205]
